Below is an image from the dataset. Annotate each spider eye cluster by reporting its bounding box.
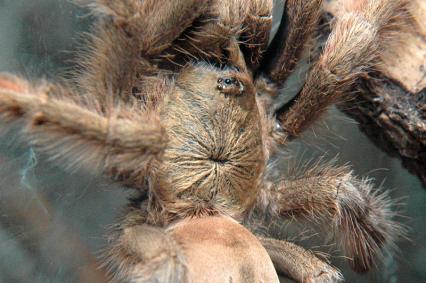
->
[216,77,243,95]
[217,78,236,85]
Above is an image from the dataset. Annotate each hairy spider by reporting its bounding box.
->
[0,0,413,282]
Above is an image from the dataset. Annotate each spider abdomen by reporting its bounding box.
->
[170,216,279,283]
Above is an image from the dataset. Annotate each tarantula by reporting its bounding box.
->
[0,0,412,282]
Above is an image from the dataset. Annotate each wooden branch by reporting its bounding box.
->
[324,0,426,187]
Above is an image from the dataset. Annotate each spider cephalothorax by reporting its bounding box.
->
[153,64,264,220]
[0,0,413,282]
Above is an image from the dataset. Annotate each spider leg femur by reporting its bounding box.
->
[258,236,343,282]
[104,209,188,283]
[0,74,166,188]
[77,0,215,106]
[258,162,405,273]
[257,0,412,140]
[239,0,273,70]
[254,0,412,274]
[259,0,323,86]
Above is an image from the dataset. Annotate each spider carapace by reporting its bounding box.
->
[158,64,263,215]
[0,0,413,282]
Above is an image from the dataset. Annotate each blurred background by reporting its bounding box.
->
[0,0,424,282]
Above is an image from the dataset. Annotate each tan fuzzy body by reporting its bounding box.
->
[154,65,264,220]
[0,0,414,282]
[171,216,279,283]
